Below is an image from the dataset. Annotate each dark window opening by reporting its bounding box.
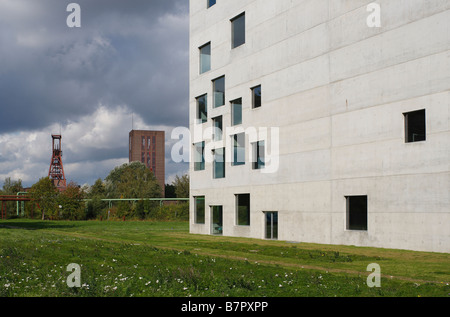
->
[195,196,205,224]
[404,109,426,143]
[213,76,225,108]
[231,13,245,48]
[196,94,208,123]
[194,142,205,171]
[252,85,261,108]
[236,194,250,226]
[346,196,368,231]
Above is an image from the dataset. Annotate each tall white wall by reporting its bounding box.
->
[189,0,450,252]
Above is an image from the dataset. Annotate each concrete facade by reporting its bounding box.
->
[189,0,450,253]
[129,130,165,195]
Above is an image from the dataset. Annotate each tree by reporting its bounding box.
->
[29,177,59,220]
[59,182,84,220]
[88,178,106,198]
[105,162,162,199]
[1,177,24,217]
[165,183,176,198]
[2,177,24,195]
[173,174,189,198]
[86,178,107,219]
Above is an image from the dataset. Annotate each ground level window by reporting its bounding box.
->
[404,109,426,143]
[265,212,278,240]
[211,206,223,235]
[236,194,250,226]
[194,196,205,224]
[346,196,368,231]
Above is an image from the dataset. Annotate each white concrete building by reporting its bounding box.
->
[189,0,450,253]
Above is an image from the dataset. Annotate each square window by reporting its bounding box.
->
[194,142,205,171]
[346,196,368,231]
[207,0,216,8]
[212,76,225,108]
[231,98,242,126]
[252,85,261,109]
[212,116,223,141]
[213,147,225,179]
[252,140,265,170]
[194,196,205,224]
[232,133,245,166]
[199,43,211,74]
[231,13,245,49]
[196,94,207,124]
[404,109,426,143]
[236,194,250,226]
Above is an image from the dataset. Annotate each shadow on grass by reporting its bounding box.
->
[0,220,76,230]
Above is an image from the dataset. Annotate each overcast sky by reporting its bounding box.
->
[0,0,190,188]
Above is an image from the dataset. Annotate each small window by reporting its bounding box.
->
[252,85,261,108]
[194,142,205,171]
[196,94,207,124]
[213,147,225,179]
[232,133,245,166]
[231,98,242,126]
[231,13,245,49]
[212,116,223,141]
[252,140,265,170]
[346,196,368,231]
[213,76,225,108]
[194,196,205,224]
[199,42,211,74]
[236,194,250,226]
[207,0,216,8]
[404,109,426,143]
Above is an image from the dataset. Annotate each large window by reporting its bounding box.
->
[231,98,242,126]
[212,116,223,141]
[196,94,207,124]
[199,42,211,74]
[213,147,225,179]
[194,142,205,171]
[252,140,265,170]
[404,109,426,143]
[236,194,250,226]
[252,85,261,109]
[231,13,245,48]
[232,133,245,166]
[194,196,205,224]
[213,76,225,108]
[346,196,368,231]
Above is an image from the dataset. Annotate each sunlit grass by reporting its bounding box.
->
[0,219,448,297]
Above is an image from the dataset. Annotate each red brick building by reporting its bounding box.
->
[129,130,165,196]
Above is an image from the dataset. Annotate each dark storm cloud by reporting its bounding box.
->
[0,0,189,134]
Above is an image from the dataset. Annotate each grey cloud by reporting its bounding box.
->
[0,0,189,134]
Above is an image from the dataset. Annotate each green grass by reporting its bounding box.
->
[0,219,448,297]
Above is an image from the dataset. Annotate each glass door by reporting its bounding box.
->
[211,206,223,235]
[265,212,278,240]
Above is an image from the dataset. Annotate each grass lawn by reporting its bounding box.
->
[0,219,448,297]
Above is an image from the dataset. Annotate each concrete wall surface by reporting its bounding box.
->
[189,0,450,253]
